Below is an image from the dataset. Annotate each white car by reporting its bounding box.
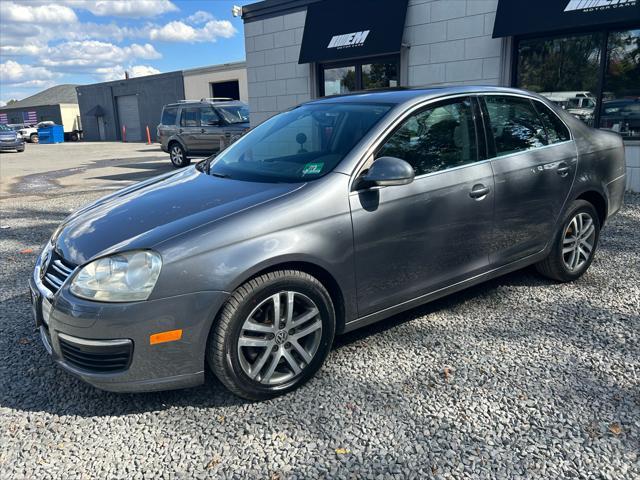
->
[16,125,39,143]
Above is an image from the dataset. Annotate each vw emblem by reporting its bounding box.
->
[274,330,288,345]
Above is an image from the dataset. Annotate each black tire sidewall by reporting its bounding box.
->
[219,274,335,398]
[553,201,601,280]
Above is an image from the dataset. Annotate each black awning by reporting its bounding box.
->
[493,0,640,38]
[85,105,105,117]
[299,0,408,64]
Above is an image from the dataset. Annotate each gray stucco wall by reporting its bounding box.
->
[77,72,185,142]
[244,9,311,127]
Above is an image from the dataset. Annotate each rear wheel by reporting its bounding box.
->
[30,133,38,144]
[169,142,190,168]
[536,199,600,282]
[208,270,335,400]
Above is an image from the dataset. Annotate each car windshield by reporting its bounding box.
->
[0,124,11,132]
[208,103,392,183]
[217,105,250,124]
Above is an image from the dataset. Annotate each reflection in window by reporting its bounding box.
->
[323,66,356,96]
[362,63,399,90]
[517,33,602,127]
[485,96,547,156]
[180,108,200,127]
[532,101,571,144]
[377,99,477,176]
[200,107,219,126]
[600,29,640,139]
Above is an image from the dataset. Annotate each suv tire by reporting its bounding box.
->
[30,133,38,144]
[536,199,601,282]
[208,270,336,401]
[169,142,190,168]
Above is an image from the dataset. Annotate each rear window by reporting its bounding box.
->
[161,107,178,125]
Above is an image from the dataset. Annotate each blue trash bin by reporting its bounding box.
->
[38,125,64,144]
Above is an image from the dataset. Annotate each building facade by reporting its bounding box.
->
[77,63,247,142]
[241,0,640,191]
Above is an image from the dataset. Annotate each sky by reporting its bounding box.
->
[0,0,254,105]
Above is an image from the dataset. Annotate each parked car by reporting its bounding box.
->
[11,124,39,143]
[600,99,640,138]
[0,123,25,152]
[30,87,626,400]
[157,98,250,168]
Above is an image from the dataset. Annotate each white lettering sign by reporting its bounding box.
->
[565,0,636,12]
[327,30,370,49]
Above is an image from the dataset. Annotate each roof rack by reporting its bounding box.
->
[200,97,234,102]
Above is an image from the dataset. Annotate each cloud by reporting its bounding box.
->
[95,64,161,82]
[0,1,78,23]
[149,19,236,43]
[185,10,214,25]
[39,41,161,69]
[63,0,179,18]
[0,60,58,89]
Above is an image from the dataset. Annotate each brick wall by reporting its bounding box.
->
[404,0,504,87]
[244,10,311,127]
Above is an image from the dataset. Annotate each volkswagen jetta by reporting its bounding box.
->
[30,87,626,400]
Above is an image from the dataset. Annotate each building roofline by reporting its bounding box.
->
[182,61,246,76]
[242,0,319,22]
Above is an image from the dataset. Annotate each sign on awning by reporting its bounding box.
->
[299,0,408,64]
[493,0,640,38]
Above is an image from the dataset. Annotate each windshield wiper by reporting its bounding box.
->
[211,172,231,179]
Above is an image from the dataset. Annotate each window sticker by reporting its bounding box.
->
[302,162,324,175]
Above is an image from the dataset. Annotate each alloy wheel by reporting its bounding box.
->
[170,145,183,166]
[562,212,596,272]
[237,291,323,385]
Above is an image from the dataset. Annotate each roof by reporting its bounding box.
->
[165,99,247,108]
[182,61,246,77]
[305,86,535,106]
[0,84,79,110]
[242,0,319,22]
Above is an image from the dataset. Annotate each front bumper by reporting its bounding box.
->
[29,274,229,392]
[0,139,24,150]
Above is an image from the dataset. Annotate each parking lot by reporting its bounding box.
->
[1,142,639,479]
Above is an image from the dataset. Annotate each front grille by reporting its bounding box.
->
[58,334,133,373]
[42,251,76,294]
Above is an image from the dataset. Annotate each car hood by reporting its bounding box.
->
[53,167,303,265]
[0,132,17,140]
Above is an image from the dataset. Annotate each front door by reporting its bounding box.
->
[480,95,577,266]
[194,106,225,154]
[350,97,495,316]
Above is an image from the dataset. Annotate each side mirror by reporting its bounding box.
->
[358,156,415,189]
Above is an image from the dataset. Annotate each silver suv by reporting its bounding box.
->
[158,98,250,167]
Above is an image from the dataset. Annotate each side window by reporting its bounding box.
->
[377,98,478,176]
[484,96,547,156]
[532,101,570,144]
[161,107,177,126]
[180,108,200,127]
[200,107,219,126]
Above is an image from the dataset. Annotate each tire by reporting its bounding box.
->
[169,142,190,168]
[30,133,38,144]
[536,199,601,282]
[17,147,25,152]
[70,132,79,142]
[208,270,336,401]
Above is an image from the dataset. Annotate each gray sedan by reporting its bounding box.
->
[30,87,626,400]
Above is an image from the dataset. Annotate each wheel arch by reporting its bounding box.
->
[575,189,608,226]
[229,260,347,335]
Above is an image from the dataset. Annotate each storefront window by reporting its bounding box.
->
[362,63,399,90]
[323,66,356,96]
[516,33,602,127]
[516,28,640,139]
[600,29,640,138]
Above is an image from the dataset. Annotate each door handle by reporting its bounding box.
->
[557,162,570,177]
[469,184,490,199]
[200,129,206,133]
[179,129,183,134]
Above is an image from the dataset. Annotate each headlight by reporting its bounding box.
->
[70,250,162,302]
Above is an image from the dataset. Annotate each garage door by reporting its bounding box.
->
[116,95,142,141]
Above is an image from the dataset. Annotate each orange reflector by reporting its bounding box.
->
[150,329,182,345]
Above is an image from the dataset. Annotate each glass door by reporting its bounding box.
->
[319,55,400,96]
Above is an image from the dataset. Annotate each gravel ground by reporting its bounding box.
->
[1,184,638,479]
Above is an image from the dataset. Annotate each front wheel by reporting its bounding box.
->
[536,199,601,282]
[208,270,336,400]
[29,133,38,144]
[169,143,190,168]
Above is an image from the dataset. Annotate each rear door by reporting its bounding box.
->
[178,107,201,153]
[350,96,495,316]
[479,95,577,266]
